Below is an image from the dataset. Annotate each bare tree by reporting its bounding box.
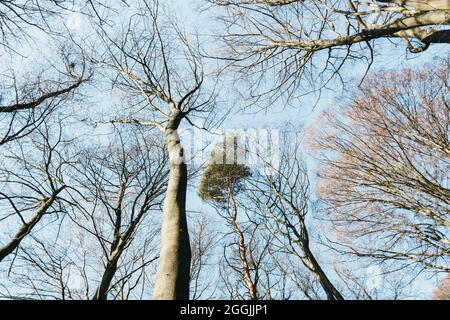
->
[1,127,168,300]
[208,0,450,102]
[0,120,75,263]
[0,0,65,47]
[247,130,344,300]
[311,60,450,273]
[0,0,116,49]
[189,217,217,300]
[217,225,283,300]
[332,265,413,300]
[68,127,168,300]
[0,236,92,300]
[89,0,218,299]
[0,49,90,147]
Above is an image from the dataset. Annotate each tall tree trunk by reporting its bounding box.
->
[153,115,191,300]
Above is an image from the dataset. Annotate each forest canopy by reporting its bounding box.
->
[0,0,448,302]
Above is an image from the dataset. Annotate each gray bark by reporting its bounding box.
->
[302,245,344,300]
[293,219,344,300]
[152,114,191,300]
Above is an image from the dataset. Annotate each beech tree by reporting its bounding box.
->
[0,0,110,48]
[189,217,217,300]
[0,0,95,147]
[0,127,167,300]
[0,121,75,263]
[0,52,90,147]
[91,0,217,299]
[247,130,344,300]
[69,128,168,300]
[0,0,64,47]
[199,134,341,300]
[1,0,447,302]
[312,60,450,273]
[208,0,450,101]
[0,234,95,300]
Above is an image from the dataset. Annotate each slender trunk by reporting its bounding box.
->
[0,193,59,262]
[228,186,258,300]
[93,190,148,300]
[93,253,120,300]
[153,116,191,300]
[302,244,344,300]
[289,215,344,300]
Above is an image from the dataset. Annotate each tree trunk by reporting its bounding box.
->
[0,194,59,262]
[152,115,191,300]
[93,252,120,300]
[302,244,344,300]
[228,186,258,300]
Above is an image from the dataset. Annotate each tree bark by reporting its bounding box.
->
[228,186,258,300]
[0,192,60,262]
[295,219,344,300]
[93,253,120,300]
[378,0,450,10]
[302,244,344,300]
[152,114,191,300]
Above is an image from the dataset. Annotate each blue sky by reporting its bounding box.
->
[1,0,448,299]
